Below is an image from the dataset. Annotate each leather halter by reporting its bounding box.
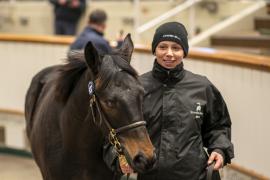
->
[89,83,146,154]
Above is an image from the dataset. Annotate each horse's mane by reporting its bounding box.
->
[54,51,87,102]
[55,50,138,103]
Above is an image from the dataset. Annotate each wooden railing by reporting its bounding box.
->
[211,35,270,49]
[0,108,24,116]
[228,164,270,180]
[1,33,270,71]
[0,34,74,45]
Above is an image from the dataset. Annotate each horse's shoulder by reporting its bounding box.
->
[33,65,61,84]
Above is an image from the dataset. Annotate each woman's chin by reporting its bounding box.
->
[163,63,175,69]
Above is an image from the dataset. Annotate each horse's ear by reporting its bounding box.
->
[84,41,101,77]
[118,33,134,63]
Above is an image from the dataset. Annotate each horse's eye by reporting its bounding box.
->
[105,100,115,108]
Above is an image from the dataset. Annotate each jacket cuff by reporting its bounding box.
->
[213,149,226,164]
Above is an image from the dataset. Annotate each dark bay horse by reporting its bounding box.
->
[24,34,155,180]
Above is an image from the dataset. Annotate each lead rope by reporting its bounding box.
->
[89,95,102,126]
[206,161,215,180]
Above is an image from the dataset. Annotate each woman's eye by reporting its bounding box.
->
[172,46,181,51]
[158,46,167,50]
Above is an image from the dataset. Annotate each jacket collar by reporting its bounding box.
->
[152,60,185,84]
[86,26,104,36]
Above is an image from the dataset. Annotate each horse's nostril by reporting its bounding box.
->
[133,152,147,165]
[133,152,156,172]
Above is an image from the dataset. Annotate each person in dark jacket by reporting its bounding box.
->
[103,22,234,180]
[49,0,86,35]
[69,9,112,54]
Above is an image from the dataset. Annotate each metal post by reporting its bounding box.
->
[134,0,140,43]
[189,0,196,38]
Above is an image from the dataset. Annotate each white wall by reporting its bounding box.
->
[0,41,68,110]
[0,113,25,149]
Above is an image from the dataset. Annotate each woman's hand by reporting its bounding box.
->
[207,151,224,170]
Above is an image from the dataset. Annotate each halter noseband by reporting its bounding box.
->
[88,81,146,154]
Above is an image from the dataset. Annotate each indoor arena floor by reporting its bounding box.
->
[0,154,42,180]
[0,154,137,180]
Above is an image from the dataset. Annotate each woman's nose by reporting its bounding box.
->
[166,48,173,56]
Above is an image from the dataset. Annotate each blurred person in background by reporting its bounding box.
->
[103,22,234,180]
[49,0,86,35]
[69,9,111,54]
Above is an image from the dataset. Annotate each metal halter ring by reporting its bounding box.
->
[109,129,123,153]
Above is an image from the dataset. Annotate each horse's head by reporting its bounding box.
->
[84,34,156,172]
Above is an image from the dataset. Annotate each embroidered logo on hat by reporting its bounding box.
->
[162,34,181,41]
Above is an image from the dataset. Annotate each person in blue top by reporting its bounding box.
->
[70,9,112,54]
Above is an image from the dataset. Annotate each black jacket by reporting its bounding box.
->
[137,61,234,180]
[49,0,86,22]
[70,26,111,54]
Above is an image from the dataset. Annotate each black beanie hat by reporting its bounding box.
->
[152,22,189,57]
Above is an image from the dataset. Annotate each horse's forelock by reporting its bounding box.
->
[110,54,138,78]
[96,56,117,91]
[96,55,138,91]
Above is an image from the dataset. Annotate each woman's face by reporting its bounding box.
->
[155,41,184,69]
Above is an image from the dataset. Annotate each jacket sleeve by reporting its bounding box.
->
[78,0,86,12]
[94,41,112,55]
[49,0,58,6]
[202,83,234,165]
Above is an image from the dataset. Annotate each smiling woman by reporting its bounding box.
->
[151,22,188,70]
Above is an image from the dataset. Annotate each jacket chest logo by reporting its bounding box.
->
[190,102,203,118]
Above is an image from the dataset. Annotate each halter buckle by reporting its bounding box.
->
[109,129,122,153]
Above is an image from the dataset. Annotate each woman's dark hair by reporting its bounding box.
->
[88,9,107,24]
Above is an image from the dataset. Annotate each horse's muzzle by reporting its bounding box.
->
[133,150,157,173]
